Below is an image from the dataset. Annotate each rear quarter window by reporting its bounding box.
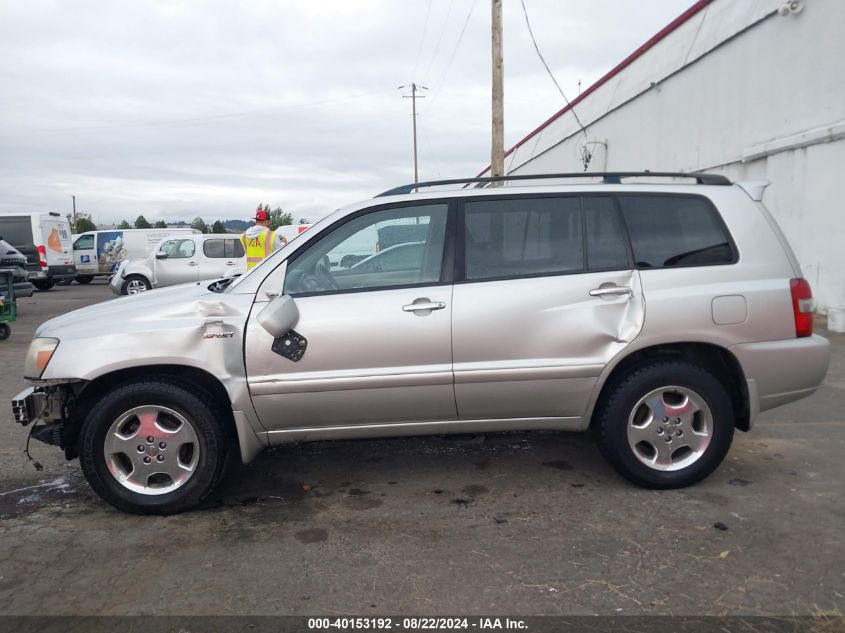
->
[618,195,735,268]
[203,239,225,258]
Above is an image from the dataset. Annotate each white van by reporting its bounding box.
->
[0,212,75,291]
[70,228,200,284]
[275,224,311,245]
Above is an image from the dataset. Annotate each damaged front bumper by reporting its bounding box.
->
[12,385,74,451]
[13,386,67,426]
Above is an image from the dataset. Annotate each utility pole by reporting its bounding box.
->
[399,83,428,191]
[71,195,77,232]
[491,0,504,183]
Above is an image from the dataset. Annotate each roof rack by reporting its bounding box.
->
[377,171,731,196]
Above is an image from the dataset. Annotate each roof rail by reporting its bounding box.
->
[377,171,731,196]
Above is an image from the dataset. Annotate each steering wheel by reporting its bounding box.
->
[286,257,339,293]
[313,256,339,290]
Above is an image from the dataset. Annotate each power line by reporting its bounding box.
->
[519,0,588,139]
[421,0,455,84]
[412,0,434,79]
[424,0,478,113]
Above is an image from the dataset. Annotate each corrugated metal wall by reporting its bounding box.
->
[490,0,845,310]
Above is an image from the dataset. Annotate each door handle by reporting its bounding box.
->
[188,262,198,267]
[225,261,234,265]
[402,300,446,313]
[589,285,632,297]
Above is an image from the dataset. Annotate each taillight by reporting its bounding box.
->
[37,245,48,268]
[790,278,813,338]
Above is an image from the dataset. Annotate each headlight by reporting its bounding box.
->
[24,338,59,379]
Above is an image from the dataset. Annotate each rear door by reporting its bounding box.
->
[154,237,199,286]
[451,195,644,421]
[0,215,39,272]
[39,216,73,268]
[200,238,245,278]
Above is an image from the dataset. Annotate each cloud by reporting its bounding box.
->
[0,0,692,224]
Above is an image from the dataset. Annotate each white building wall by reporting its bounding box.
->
[492,0,845,310]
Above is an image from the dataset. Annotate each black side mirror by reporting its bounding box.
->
[155,252,168,260]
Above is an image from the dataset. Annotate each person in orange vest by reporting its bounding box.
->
[240,208,288,269]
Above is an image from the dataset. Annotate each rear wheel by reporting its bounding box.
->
[0,324,10,340]
[56,278,72,286]
[122,275,150,295]
[79,381,230,514]
[595,360,734,489]
[33,280,54,291]
[76,275,94,284]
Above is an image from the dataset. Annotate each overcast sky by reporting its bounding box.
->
[0,0,692,225]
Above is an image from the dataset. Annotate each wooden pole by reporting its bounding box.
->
[491,0,505,183]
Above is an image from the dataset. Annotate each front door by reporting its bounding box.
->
[155,237,199,286]
[452,195,644,420]
[244,202,456,431]
[73,233,96,274]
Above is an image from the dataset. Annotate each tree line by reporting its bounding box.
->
[68,204,302,234]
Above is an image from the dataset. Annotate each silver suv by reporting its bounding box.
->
[12,173,830,514]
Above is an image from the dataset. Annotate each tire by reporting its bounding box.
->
[56,278,73,286]
[121,275,151,295]
[0,323,10,340]
[595,360,734,489]
[76,275,94,284]
[33,280,54,291]
[79,381,231,514]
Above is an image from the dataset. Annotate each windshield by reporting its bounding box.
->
[223,208,344,293]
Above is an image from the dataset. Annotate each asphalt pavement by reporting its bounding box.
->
[0,281,843,616]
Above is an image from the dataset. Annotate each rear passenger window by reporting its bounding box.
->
[203,239,225,258]
[464,197,582,281]
[618,195,735,268]
[585,197,629,270]
[205,239,244,258]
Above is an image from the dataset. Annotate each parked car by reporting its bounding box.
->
[13,172,830,514]
[110,234,247,295]
[66,228,200,285]
[0,236,34,298]
[335,242,425,281]
[0,212,76,290]
[376,223,428,250]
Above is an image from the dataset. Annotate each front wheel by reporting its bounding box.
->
[595,360,734,489]
[122,275,150,295]
[0,323,10,340]
[76,275,94,284]
[79,381,231,514]
[56,278,72,286]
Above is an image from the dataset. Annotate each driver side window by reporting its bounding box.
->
[283,204,448,296]
[160,239,195,259]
